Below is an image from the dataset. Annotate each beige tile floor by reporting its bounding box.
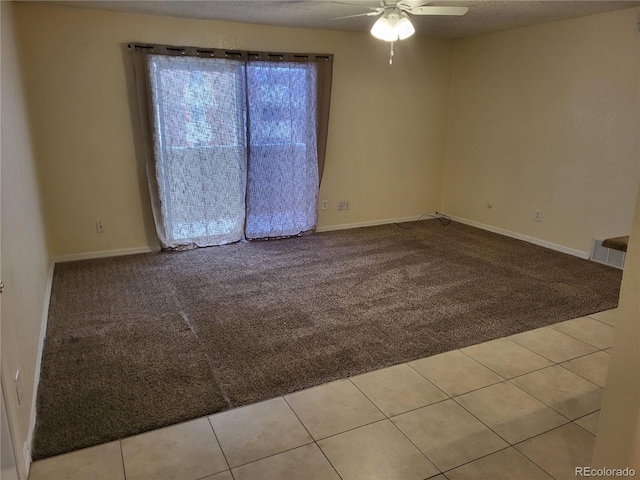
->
[28,310,615,480]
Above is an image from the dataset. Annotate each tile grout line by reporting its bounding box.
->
[118,440,127,480]
[205,416,234,478]
[281,395,344,480]
[498,331,608,419]
[279,401,447,477]
[462,331,610,385]
[499,359,601,480]
[507,328,601,362]
[207,397,318,473]
[586,311,617,327]
[457,345,553,383]
[403,350,568,455]
[438,445,512,475]
[349,374,458,478]
[449,376,576,449]
[345,377,389,419]
[512,446,562,480]
[346,370,452,420]
[556,362,606,388]
[386,396,452,419]
[405,352,506,397]
[222,439,318,473]
[449,390,518,446]
[510,425,585,480]
[299,416,389,443]
[547,321,614,350]
[490,344,604,429]
[572,416,599,438]
[394,363,452,402]
[347,371,532,477]
[504,377,590,424]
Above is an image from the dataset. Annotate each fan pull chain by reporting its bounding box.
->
[389,41,395,65]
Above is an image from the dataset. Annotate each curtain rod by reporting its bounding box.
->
[128,43,332,62]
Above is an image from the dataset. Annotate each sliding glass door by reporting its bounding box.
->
[145,54,320,248]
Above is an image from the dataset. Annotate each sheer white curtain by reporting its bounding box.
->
[245,62,318,240]
[133,48,328,249]
[148,55,247,248]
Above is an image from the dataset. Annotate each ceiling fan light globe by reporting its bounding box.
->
[396,16,415,40]
[371,17,398,42]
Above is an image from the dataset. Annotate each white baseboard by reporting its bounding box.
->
[319,215,590,260]
[53,221,588,262]
[449,215,590,259]
[54,246,156,264]
[316,216,425,233]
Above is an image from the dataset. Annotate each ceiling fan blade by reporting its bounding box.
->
[329,1,380,10]
[409,6,469,16]
[397,0,431,9]
[332,11,381,20]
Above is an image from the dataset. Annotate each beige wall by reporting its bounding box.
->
[1,2,52,478]
[444,8,640,255]
[13,2,453,258]
[5,3,640,475]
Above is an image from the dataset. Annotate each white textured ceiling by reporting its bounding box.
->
[45,1,640,38]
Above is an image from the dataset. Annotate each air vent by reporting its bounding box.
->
[591,238,625,270]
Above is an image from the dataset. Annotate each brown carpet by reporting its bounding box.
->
[33,220,622,459]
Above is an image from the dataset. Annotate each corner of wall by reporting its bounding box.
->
[23,261,55,475]
[1,2,56,478]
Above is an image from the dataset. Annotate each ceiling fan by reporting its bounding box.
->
[335,1,469,63]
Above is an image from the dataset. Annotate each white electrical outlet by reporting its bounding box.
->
[338,200,350,211]
[321,200,328,211]
[534,210,542,222]
[96,220,105,234]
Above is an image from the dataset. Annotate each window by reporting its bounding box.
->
[135,48,331,249]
